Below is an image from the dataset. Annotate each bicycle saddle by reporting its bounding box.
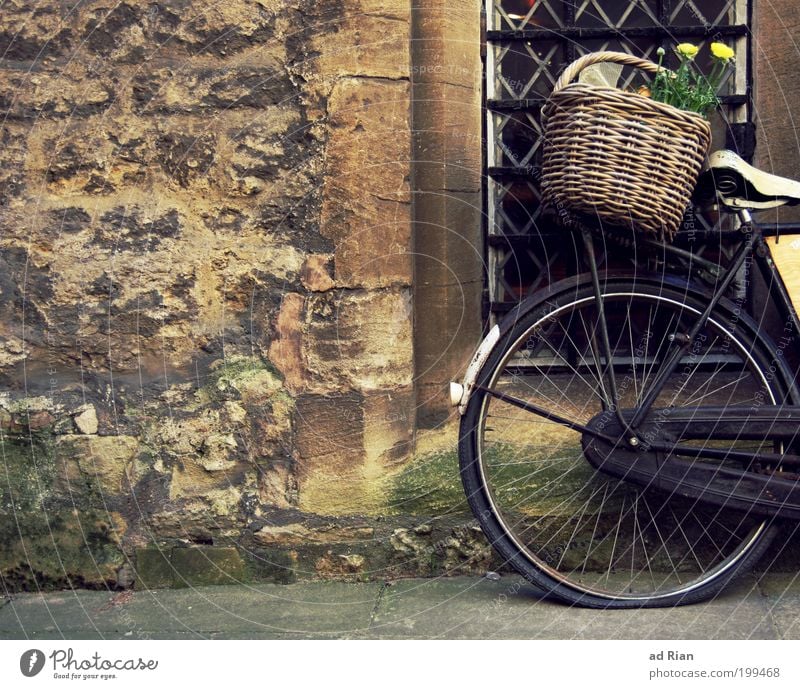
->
[694,149,800,210]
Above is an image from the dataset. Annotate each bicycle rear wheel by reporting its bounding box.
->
[459,275,789,608]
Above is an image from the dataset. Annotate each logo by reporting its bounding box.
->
[20,649,45,677]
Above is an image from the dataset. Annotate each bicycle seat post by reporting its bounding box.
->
[738,208,753,229]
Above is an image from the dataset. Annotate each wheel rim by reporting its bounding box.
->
[475,290,779,602]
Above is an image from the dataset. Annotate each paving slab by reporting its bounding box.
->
[0,582,383,640]
[0,574,798,640]
[751,572,800,640]
[368,575,781,640]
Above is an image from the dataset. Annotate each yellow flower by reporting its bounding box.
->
[710,42,735,61]
[676,43,699,59]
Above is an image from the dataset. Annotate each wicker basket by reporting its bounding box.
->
[540,51,712,241]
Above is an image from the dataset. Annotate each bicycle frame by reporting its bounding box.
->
[564,210,800,519]
[580,210,800,428]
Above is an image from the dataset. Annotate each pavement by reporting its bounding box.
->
[2,573,800,640]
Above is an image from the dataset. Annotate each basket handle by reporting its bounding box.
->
[552,51,663,93]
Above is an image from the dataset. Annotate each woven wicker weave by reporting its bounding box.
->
[541,51,712,241]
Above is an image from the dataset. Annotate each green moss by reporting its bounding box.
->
[199,355,287,405]
[0,507,124,590]
[388,441,604,519]
[389,450,469,516]
[0,436,55,515]
[480,441,600,517]
[210,355,281,386]
[1,436,123,591]
[134,546,254,589]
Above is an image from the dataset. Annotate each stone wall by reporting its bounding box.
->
[754,0,800,224]
[5,0,800,593]
[0,1,491,590]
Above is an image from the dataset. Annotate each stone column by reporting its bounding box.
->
[411,1,485,429]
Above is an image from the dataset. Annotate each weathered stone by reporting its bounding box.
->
[54,435,139,497]
[320,78,412,288]
[314,552,367,577]
[134,548,175,589]
[253,523,374,547]
[93,206,183,251]
[133,64,295,115]
[115,562,137,589]
[0,0,474,589]
[0,1,73,61]
[73,404,99,435]
[0,64,114,120]
[300,254,335,292]
[1,505,125,591]
[304,289,414,391]
[156,132,216,188]
[198,433,240,471]
[79,1,286,61]
[363,387,415,468]
[311,6,410,85]
[268,293,307,393]
[148,485,245,541]
[257,461,298,509]
[295,391,365,471]
[755,2,800,224]
[0,124,27,201]
[169,458,248,500]
[170,547,247,588]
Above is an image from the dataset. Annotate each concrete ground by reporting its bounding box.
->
[2,573,800,640]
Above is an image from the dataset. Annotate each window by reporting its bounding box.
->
[484,0,753,314]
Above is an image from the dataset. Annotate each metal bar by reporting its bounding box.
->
[643,237,724,279]
[564,0,576,65]
[647,440,800,468]
[486,24,749,42]
[487,94,748,111]
[475,385,618,443]
[481,0,491,326]
[581,228,632,429]
[629,228,756,429]
[487,164,543,178]
[761,223,800,238]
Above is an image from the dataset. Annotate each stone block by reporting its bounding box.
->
[363,387,415,468]
[132,63,295,115]
[134,546,248,589]
[54,434,139,497]
[755,1,800,224]
[134,548,175,589]
[78,1,285,61]
[304,288,414,391]
[0,2,73,61]
[320,78,412,288]
[270,288,414,395]
[0,64,114,120]
[253,523,375,547]
[295,391,365,474]
[313,11,410,84]
[170,547,247,588]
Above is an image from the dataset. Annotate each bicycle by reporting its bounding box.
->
[452,148,800,608]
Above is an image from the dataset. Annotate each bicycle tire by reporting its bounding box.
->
[459,273,793,608]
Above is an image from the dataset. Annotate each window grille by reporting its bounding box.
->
[484,0,753,315]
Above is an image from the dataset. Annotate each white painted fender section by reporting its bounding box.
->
[450,324,501,416]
